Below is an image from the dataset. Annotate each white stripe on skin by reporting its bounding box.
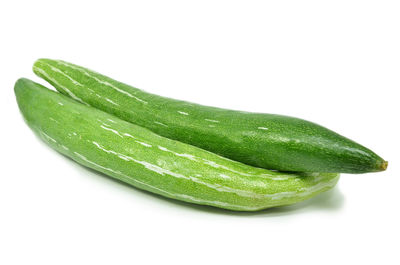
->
[100,125,124,138]
[154,121,168,127]
[135,141,152,147]
[91,141,337,200]
[105,98,120,106]
[73,151,256,210]
[205,119,220,123]
[55,60,148,104]
[40,61,84,87]
[33,66,87,104]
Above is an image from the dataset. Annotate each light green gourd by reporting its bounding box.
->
[15,78,339,211]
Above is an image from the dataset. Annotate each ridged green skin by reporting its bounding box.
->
[33,59,387,173]
[15,78,339,211]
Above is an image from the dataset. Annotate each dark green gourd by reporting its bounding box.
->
[33,59,387,173]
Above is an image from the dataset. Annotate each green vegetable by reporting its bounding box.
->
[33,59,387,173]
[15,78,339,211]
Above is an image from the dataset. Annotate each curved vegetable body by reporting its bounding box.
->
[33,59,387,173]
[15,78,339,211]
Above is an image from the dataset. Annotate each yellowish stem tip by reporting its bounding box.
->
[381,161,388,171]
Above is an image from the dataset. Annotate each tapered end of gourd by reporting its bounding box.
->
[379,160,388,171]
[32,58,49,76]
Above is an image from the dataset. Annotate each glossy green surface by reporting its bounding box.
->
[33,59,387,173]
[15,78,339,211]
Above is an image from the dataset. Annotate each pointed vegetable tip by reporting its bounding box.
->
[380,160,388,171]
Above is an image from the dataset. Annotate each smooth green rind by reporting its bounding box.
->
[15,78,339,211]
[33,59,387,173]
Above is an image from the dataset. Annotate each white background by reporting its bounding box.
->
[1,1,399,264]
